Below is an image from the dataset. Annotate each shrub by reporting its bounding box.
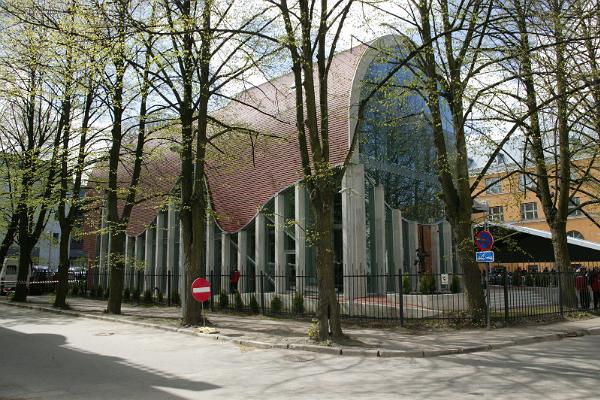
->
[450,275,461,294]
[402,275,411,294]
[171,290,180,305]
[132,289,140,302]
[157,291,164,303]
[123,287,131,301]
[96,286,104,299]
[249,295,260,314]
[71,285,79,296]
[419,274,436,294]
[218,291,229,309]
[307,319,320,341]
[512,271,522,287]
[271,295,282,314]
[292,293,304,315]
[143,289,153,304]
[234,292,244,311]
[89,287,96,298]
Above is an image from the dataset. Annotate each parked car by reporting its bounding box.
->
[0,258,31,294]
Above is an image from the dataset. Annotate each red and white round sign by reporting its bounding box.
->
[191,278,211,303]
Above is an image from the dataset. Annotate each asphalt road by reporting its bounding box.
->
[1,304,599,400]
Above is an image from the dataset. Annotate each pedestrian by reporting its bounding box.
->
[575,268,590,310]
[590,267,600,311]
[229,268,241,293]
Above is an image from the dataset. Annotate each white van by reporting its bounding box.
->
[0,258,30,293]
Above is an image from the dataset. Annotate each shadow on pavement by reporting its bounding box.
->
[0,326,220,400]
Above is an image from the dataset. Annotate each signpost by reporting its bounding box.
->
[191,278,211,327]
[475,229,494,330]
[441,274,449,286]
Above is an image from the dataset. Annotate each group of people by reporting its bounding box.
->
[575,267,600,311]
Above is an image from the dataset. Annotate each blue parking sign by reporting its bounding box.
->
[476,251,494,263]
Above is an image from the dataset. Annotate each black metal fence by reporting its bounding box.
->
[81,263,600,325]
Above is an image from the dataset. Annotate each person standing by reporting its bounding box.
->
[590,267,600,311]
[230,268,241,293]
[575,268,590,310]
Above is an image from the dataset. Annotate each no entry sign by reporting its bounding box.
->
[191,278,211,303]
[475,230,494,251]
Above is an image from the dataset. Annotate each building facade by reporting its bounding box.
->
[84,37,459,300]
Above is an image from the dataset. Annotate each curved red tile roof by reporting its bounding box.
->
[87,43,369,237]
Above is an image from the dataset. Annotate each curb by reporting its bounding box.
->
[2,300,599,359]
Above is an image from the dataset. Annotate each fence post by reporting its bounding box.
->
[260,272,265,314]
[167,270,171,307]
[398,268,404,327]
[503,269,509,324]
[558,269,564,318]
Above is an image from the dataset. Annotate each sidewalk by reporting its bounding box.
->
[2,295,600,358]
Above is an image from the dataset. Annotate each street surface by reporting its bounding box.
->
[1,304,598,400]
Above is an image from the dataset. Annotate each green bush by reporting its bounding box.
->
[123,288,130,302]
[143,289,153,304]
[402,275,411,294]
[249,295,260,314]
[234,292,244,311]
[292,293,304,315]
[419,274,436,294]
[71,285,79,296]
[157,291,163,303]
[218,291,229,309]
[132,289,140,302]
[271,295,282,314]
[450,274,461,294]
[171,290,180,305]
[96,286,104,299]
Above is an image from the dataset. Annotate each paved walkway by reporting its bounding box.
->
[2,295,600,357]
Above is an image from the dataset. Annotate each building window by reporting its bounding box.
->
[521,202,538,220]
[485,177,502,195]
[568,197,582,217]
[567,230,584,240]
[488,206,504,222]
[519,173,536,192]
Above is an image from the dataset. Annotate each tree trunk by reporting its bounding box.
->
[550,224,577,307]
[0,213,18,272]
[311,187,343,341]
[106,232,126,314]
[14,232,32,302]
[53,226,72,308]
[453,215,487,319]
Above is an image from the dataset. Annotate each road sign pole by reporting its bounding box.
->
[486,262,491,330]
[201,300,205,327]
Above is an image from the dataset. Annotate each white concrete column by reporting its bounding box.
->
[155,212,166,293]
[431,223,441,291]
[179,224,186,307]
[124,234,130,289]
[342,163,367,311]
[255,213,266,295]
[274,193,286,293]
[221,232,231,293]
[295,184,306,293]
[133,235,143,293]
[166,204,177,292]
[144,226,153,292]
[442,221,454,273]
[374,184,386,294]
[206,216,215,276]
[391,209,403,276]
[98,207,107,281]
[237,231,248,293]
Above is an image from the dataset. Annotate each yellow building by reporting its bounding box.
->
[471,156,600,244]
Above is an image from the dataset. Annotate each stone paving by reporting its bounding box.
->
[3,294,600,356]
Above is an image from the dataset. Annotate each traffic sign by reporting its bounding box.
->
[475,230,494,251]
[441,274,449,285]
[476,251,495,263]
[191,278,211,303]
